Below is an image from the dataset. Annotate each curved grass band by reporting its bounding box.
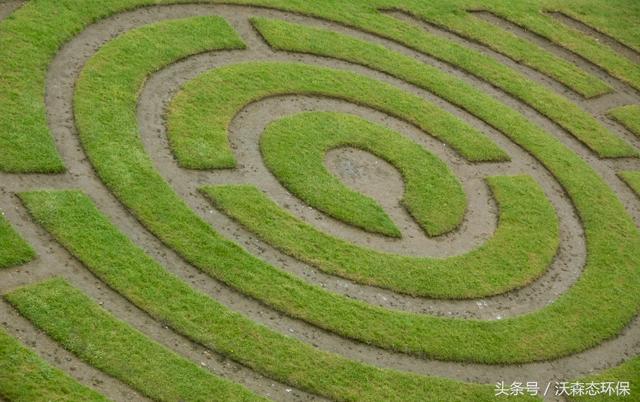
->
[168,62,507,169]
[619,171,640,196]
[415,10,612,99]
[74,14,640,364]
[5,278,264,402]
[19,190,506,402]
[609,105,640,137]
[390,5,640,95]
[363,10,639,158]
[465,6,640,93]
[568,356,640,402]
[260,111,468,238]
[0,214,35,269]
[249,17,637,159]
[2,0,635,173]
[201,173,558,298]
[171,16,639,170]
[1,0,636,398]
[0,327,107,401]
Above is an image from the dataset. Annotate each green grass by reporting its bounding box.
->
[201,174,558,298]
[0,327,107,401]
[260,111,467,237]
[386,1,640,95]
[2,0,638,397]
[568,356,639,401]
[0,1,69,172]
[264,8,637,158]
[73,2,640,364]
[476,1,640,92]
[168,63,507,170]
[619,171,640,196]
[0,1,245,173]
[609,105,640,137]
[400,8,613,98]
[251,16,636,159]
[372,1,640,141]
[18,189,509,402]
[5,278,265,402]
[544,0,640,53]
[0,214,35,269]
[2,0,637,172]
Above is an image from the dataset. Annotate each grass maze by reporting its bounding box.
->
[0,0,639,401]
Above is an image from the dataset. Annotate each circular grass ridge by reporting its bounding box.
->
[1,1,639,401]
[201,174,558,298]
[260,111,468,238]
[73,10,640,363]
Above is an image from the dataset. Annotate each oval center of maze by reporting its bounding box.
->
[259,111,467,238]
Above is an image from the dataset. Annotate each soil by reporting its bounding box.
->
[1,2,639,401]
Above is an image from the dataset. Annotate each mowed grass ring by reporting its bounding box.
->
[73,12,640,364]
[201,174,558,298]
[1,0,639,400]
[259,111,468,238]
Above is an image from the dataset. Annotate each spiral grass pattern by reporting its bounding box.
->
[0,0,639,401]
